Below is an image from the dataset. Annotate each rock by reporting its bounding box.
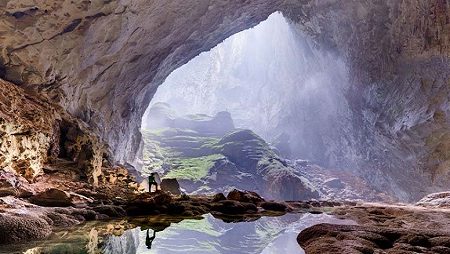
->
[30,188,73,207]
[0,170,34,198]
[212,200,258,214]
[0,172,18,197]
[93,205,126,218]
[294,160,309,167]
[0,213,52,244]
[298,223,450,254]
[260,201,288,212]
[323,178,345,189]
[431,246,450,254]
[212,193,226,202]
[429,236,450,248]
[160,178,181,195]
[227,189,265,204]
[125,192,173,216]
[416,192,450,208]
[398,234,431,247]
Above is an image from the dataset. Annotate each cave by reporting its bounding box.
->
[0,1,449,253]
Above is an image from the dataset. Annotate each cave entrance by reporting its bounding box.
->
[139,12,353,200]
[141,11,348,164]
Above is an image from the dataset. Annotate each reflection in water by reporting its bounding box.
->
[146,230,156,249]
[7,213,355,254]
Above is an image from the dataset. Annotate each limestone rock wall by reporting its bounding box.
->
[0,79,107,185]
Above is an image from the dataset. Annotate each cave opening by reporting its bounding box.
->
[138,12,374,201]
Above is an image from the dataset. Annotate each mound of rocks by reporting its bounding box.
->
[416,192,450,208]
[298,223,450,254]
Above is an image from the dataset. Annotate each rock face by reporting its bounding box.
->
[160,178,181,195]
[141,107,319,200]
[0,1,448,201]
[143,103,235,136]
[0,170,33,198]
[416,192,450,208]
[0,79,108,186]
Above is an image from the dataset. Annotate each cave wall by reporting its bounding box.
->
[0,79,107,185]
[282,0,450,200]
[0,0,449,200]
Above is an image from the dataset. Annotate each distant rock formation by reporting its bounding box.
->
[141,106,318,200]
[416,192,450,208]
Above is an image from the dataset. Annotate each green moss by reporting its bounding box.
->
[165,154,224,181]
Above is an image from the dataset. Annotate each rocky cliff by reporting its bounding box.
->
[0,0,448,201]
[141,106,318,200]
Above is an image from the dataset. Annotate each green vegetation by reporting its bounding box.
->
[141,126,283,184]
[165,154,224,181]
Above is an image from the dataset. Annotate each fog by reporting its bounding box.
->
[143,12,350,163]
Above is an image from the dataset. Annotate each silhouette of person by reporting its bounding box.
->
[148,172,160,192]
[146,229,156,249]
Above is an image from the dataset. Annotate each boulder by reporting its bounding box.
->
[0,173,17,197]
[212,200,258,214]
[323,178,345,189]
[30,188,73,207]
[260,201,288,212]
[0,213,52,244]
[416,192,450,208]
[0,170,34,198]
[227,189,265,204]
[212,193,226,202]
[160,178,181,195]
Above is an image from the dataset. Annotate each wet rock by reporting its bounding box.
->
[30,188,73,207]
[227,189,265,204]
[93,205,126,218]
[212,193,226,202]
[125,192,173,216]
[298,223,450,254]
[0,213,52,244]
[212,200,258,214]
[260,201,288,212]
[160,178,181,195]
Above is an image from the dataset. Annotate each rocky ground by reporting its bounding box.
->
[291,160,395,202]
[2,158,450,254]
[299,203,450,254]
[0,170,334,247]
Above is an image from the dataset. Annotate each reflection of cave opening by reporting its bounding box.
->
[139,12,383,201]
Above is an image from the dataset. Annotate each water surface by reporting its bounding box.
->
[4,213,355,254]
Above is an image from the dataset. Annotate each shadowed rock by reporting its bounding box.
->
[160,178,181,195]
[30,188,73,207]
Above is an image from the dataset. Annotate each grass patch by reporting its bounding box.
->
[165,154,224,181]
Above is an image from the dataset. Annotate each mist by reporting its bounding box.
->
[142,12,350,165]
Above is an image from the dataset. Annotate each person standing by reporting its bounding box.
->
[148,172,161,192]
